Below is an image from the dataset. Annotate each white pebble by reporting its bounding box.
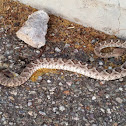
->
[74,49,78,53]
[50,87,56,92]
[100,80,105,84]
[66,81,72,86]
[59,82,63,85]
[92,124,97,126]
[91,39,96,43]
[61,121,69,126]
[90,57,94,62]
[10,90,17,96]
[119,78,123,81]
[72,116,79,121]
[28,111,33,116]
[29,91,36,94]
[39,111,46,115]
[99,61,103,65]
[108,66,112,69]
[55,47,61,52]
[52,101,55,104]
[59,105,65,111]
[64,43,70,48]
[9,122,14,125]
[1,117,5,121]
[47,80,51,83]
[92,96,96,100]
[119,87,123,91]
[3,121,7,125]
[116,97,123,104]
[43,124,48,126]
[53,107,57,112]
[107,108,111,114]
[36,50,40,53]
[105,94,110,98]
[100,108,105,113]
[28,101,32,106]
[47,95,50,99]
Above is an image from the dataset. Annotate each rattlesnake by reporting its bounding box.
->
[0,39,126,87]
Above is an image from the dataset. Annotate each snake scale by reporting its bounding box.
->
[0,39,126,87]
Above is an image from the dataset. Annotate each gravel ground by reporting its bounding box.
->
[0,33,125,126]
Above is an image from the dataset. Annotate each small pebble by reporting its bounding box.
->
[47,95,50,99]
[107,108,111,114]
[119,87,123,91]
[72,116,79,121]
[29,91,36,94]
[61,121,68,126]
[49,87,56,92]
[64,43,70,48]
[8,122,14,125]
[74,49,78,53]
[3,121,7,125]
[8,56,12,59]
[1,117,5,121]
[119,78,123,81]
[91,39,97,44]
[90,57,94,62]
[87,85,93,92]
[53,107,57,112]
[0,28,4,33]
[28,111,33,116]
[116,97,123,104]
[10,90,17,96]
[105,94,110,99]
[66,81,72,86]
[59,82,63,85]
[47,80,51,83]
[100,108,105,113]
[108,66,112,69]
[92,124,97,126]
[28,101,32,106]
[36,50,40,53]
[99,61,103,65]
[8,96,14,101]
[43,124,48,126]
[100,81,105,85]
[39,111,46,115]
[55,47,61,52]
[37,76,42,81]
[92,96,96,100]
[59,105,65,111]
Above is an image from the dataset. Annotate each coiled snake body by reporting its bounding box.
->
[0,39,126,87]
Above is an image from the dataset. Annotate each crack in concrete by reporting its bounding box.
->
[117,0,121,34]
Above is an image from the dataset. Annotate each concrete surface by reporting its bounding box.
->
[14,0,126,39]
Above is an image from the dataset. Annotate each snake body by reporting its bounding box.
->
[0,39,126,87]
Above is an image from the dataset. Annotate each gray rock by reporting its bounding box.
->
[16,10,49,48]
